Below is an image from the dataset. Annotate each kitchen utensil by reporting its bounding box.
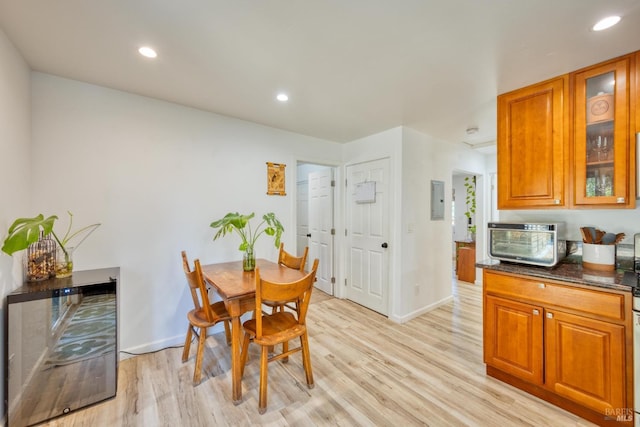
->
[594,229,605,244]
[580,227,590,243]
[614,233,626,245]
[601,232,616,244]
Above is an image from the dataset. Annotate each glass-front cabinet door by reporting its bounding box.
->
[573,57,633,207]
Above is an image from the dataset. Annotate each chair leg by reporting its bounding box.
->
[223,320,231,346]
[300,333,314,388]
[282,340,289,363]
[182,325,193,362]
[240,332,251,377]
[258,345,269,414]
[193,326,207,385]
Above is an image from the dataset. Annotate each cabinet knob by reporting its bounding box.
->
[538,283,545,289]
[616,197,625,203]
[546,312,553,319]
[533,309,540,315]
[553,199,560,205]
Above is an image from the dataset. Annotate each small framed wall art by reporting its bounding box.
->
[266,162,286,195]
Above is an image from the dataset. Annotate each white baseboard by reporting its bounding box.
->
[119,334,185,360]
[388,295,454,324]
[118,319,237,360]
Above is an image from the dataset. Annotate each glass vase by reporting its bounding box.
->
[243,247,256,272]
[55,246,74,278]
[25,232,56,281]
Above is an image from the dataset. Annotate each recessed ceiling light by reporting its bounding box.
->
[138,46,157,58]
[592,16,621,31]
[276,93,289,102]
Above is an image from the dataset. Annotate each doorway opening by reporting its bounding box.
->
[452,171,480,284]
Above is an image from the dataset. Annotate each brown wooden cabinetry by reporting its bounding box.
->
[455,241,476,283]
[573,56,636,207]
[545,310,626,414]
[497,50,638,209]
[483,269,633,425]
[497,76,569,209]
[484,294,543,383]
[636,51,640,134]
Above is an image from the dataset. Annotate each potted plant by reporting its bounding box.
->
[2,211,101,278]
[210,212,284,271]
[464,176,476,241]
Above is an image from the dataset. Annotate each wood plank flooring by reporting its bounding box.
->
[41,279,596,426]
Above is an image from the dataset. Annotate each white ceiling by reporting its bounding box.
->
[1,1,639,146]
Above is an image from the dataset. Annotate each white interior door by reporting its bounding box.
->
[345,158,390,315]
[296,180,309,259]
[308,167,334,295]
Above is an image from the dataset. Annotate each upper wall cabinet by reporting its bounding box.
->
[573,56,636,207]
[497,76,569,209]
[497,51,637,210]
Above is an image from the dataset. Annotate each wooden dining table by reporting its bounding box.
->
[200,258,307,404]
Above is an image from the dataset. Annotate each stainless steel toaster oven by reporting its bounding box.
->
[488,222,566,267]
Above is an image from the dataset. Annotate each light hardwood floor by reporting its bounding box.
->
[42,279,596,426]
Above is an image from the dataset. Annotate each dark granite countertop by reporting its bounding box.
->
[476,255,637,293]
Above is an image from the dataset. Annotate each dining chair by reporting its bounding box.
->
[263,243,309,314]
[181,251,232,385]
[278,242,308,271]
[240,258,319,414]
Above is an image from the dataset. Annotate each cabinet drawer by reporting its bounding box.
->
[484,271,625,321]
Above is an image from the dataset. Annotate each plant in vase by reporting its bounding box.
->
[2,211,101,278]
[210,212,284,271]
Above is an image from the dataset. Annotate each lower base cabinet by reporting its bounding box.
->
[484,295,544,384]
[483,270,633,426]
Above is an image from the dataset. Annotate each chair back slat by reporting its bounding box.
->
[254,258,319,337]
[182,251,202,311]
[278,243,309,271]
[181,251,215,322]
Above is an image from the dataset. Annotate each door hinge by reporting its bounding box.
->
[331,179,336,187]
[331,277,336,284]
[344,279,347,286]
[345,179,348,187]
[331,228,335,235]
[344,229,347,236]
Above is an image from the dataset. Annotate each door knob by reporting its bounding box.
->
[381,242,388,248]
[306,233,311,237]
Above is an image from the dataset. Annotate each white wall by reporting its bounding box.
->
[340,126,487,322]
[30,73,342,353]
[398,127,486,321]
[0,27,31,419]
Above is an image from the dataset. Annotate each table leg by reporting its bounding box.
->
[228,301,243,404]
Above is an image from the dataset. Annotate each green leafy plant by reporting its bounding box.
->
[464,176,476,239]
[2,211,101,257]
[210,212,284,251]
[210,212,284,271]
[1,214,57,255]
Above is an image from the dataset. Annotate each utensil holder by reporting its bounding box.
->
[582,243,615,271]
